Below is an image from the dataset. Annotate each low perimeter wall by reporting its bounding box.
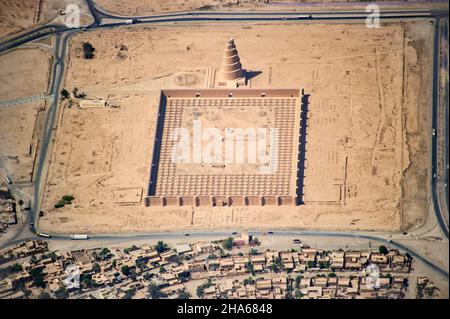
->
[144,195,297,207]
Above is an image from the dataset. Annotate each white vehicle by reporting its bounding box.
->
[37,232,51,238]
[71,234,89,240]
[297,14,312,19]
[432,128,436,136]
[4,175,12,184]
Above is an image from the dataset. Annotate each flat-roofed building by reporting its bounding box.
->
[79,99,109,108]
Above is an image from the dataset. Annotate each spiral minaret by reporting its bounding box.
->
[220,38,244,81]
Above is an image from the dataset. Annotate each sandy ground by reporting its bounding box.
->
[0,0,92,40]
[0,0,40,39]
[39,20,432,234]
[95,0,268,16]
[95,0,449,16]
[0,46,51,185]
[0,47,52,101]
[0,101,45,184]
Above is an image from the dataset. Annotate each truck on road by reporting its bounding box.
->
[71,234,89,240]
[4,175,12,184]
[37,232,51,238]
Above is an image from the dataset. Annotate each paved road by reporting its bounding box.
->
[431,17,449,239]
[30,31,79,233]
[0,94,50,108]
[0,26,61,54]
[1,7,447,54]
[440,18,449,228]
[2,230,448,278]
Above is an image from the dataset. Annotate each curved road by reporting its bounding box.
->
[431,17,449,239]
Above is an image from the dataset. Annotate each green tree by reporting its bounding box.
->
[54,201,65,209]
[29,268,45,288]
[177,289,191,299]
[10,263,23,272]
[38,291,52,299]
[123,290,134,299]
[61,89,70,100]
[121,265,131,276]
[80,273,96,288]
[295,275,303,288]
[33,275,45,288]
[42,251,57,262]
[159,266,166,274]
[124,245,139,254]
[54,286,69,299]
[378,245,389,255]
[196,279,213,297]
[294,289,304,299]
[135,259,147,270]
[270,258,283,272]
[148,283,166,299]
[245,262,255,275]
[92,263,101,273]
[196,285,205,298]
[62,195,75,202]
[18,199,24,206]
[306,261,316,269]
[143,273,152,281]
[155,241,168,253]
[249,248,258,255]
[243,277,255,285]
[98,248,112,260]
[221,237,233,250]
[82,42,95,59]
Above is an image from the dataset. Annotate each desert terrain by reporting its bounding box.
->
[0,0,91,40]
[95,0,272,16]
[0,46,51,186]
[39,20,432,234]
[0,47,52,100]
[0,0,40,39]
[95,0,449,16]
[0,101,46,183]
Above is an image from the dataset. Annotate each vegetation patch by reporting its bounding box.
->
[54,195,75,209]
